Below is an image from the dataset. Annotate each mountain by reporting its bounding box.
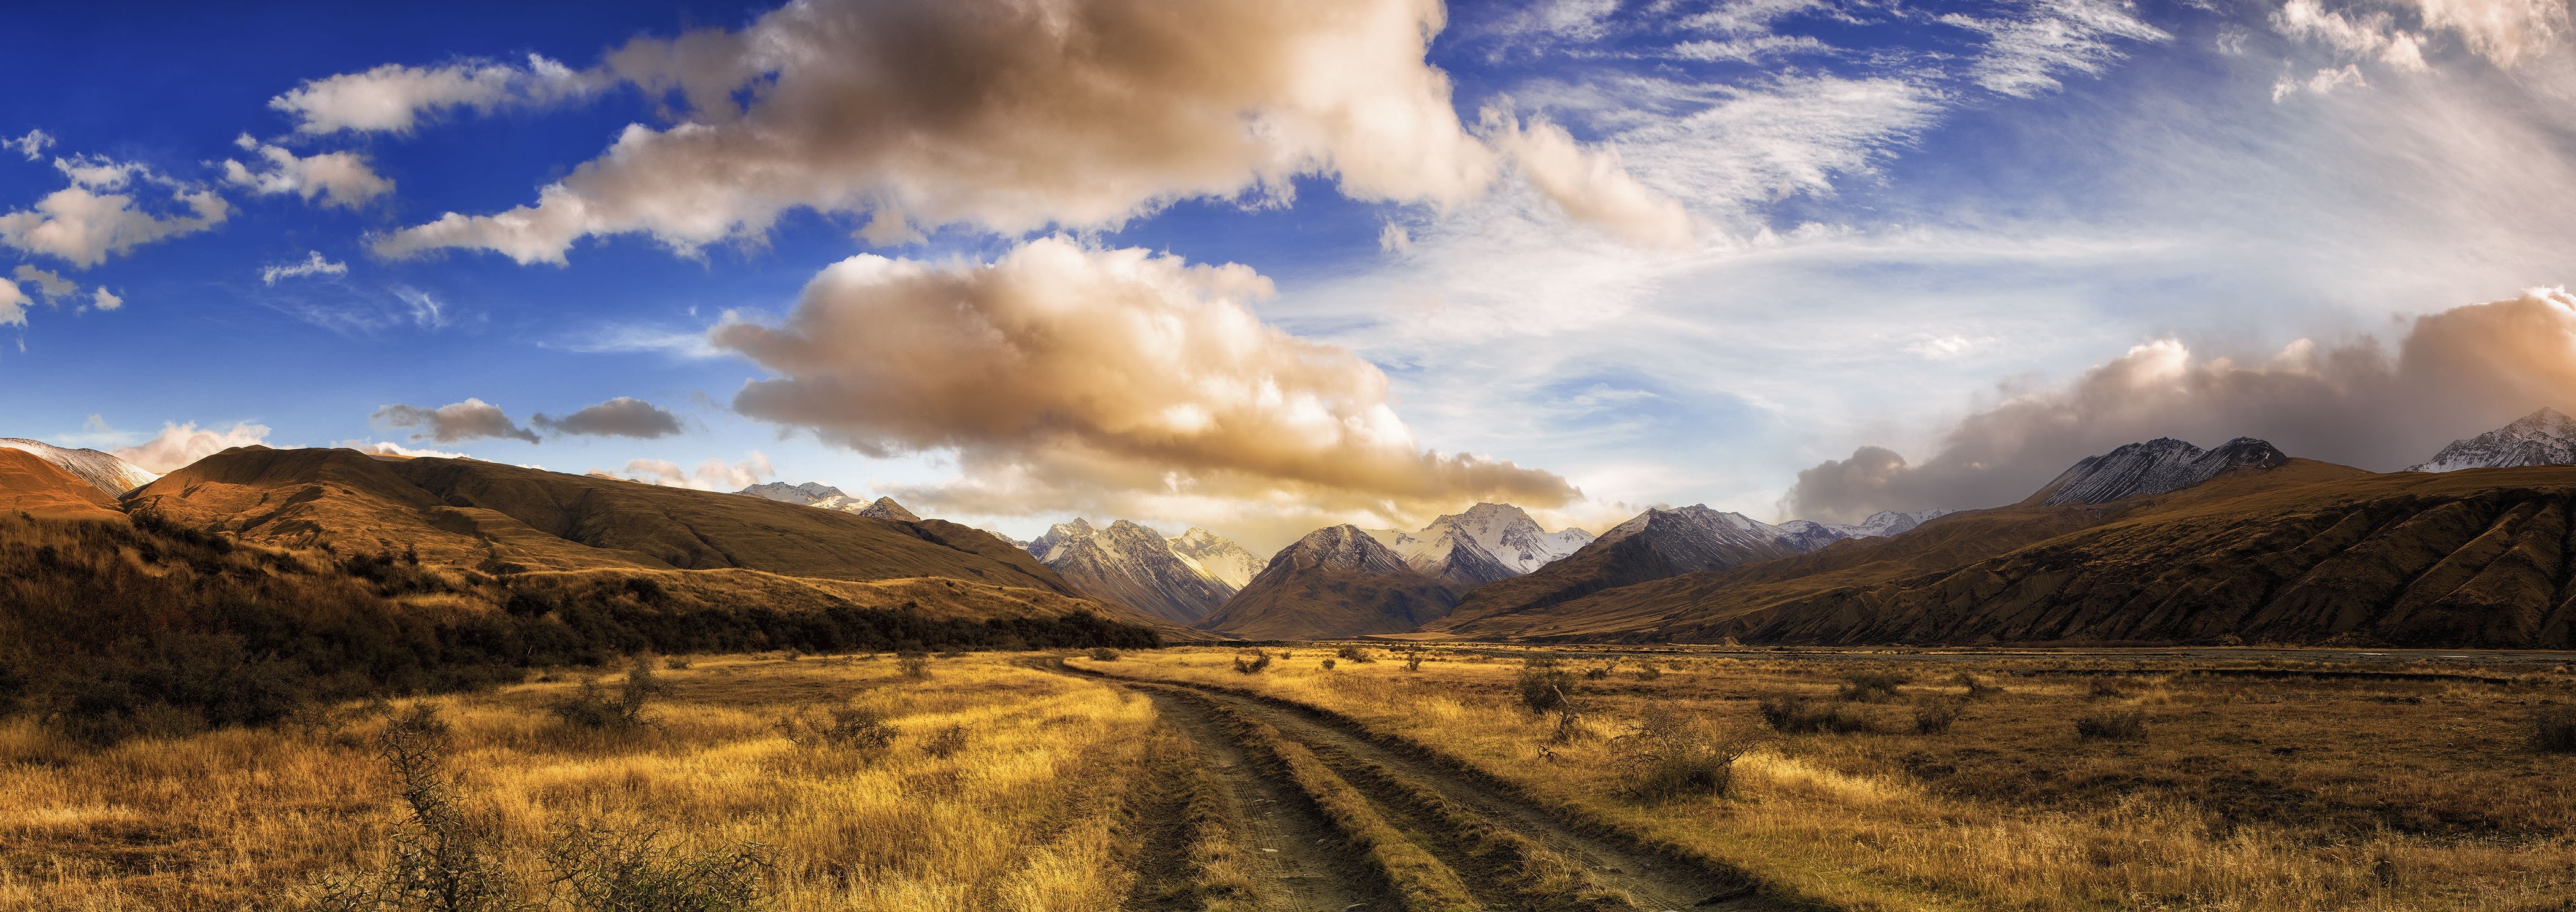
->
[1830,508,1955,538]
[1196,525,1459,638]
[2031,436,2291,506]
[1169,527,1262,589]
[815,495,921,521]
[2409,408,2576,472]
[0,448,120,519]
[1025,518,1237,624]
[1432,505,1845,632]
[129,446,1104,600]
[0,438,160,495]
[738,481,845,504]
[1364,503,1594,587]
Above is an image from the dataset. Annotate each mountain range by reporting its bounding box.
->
[1023,519,1248,624]
[2409,408,2576,473]
[0,438,159,495]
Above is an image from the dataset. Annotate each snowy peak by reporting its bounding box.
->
[1827,508,1955,539]
[1264,524,1417,578]
[1023,517,1242,624]
[0,439,159,496]
[2036,436,2290,506]
[1363,502,1594,585]
[737,481,844,504]
[1169,527,1262,590]
[2410,408,2576,473]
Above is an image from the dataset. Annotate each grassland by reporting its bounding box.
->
[1071,646,2576,911]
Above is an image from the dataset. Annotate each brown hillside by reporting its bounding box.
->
[1193,569,1457,639]
[126,447,1083,597]
[0,448,120,519]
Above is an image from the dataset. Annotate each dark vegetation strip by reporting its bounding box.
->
[1122,728,1258,912]
[0,512,1159,743]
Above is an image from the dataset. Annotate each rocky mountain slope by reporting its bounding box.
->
[0,438,160,495]
[738,481,844,504]
[1432,505,1848,633]
[1196,525,1459,638]
[0,448,120,519]
[2410,408,2576,472]
[818,494,920,520]
[1025,518,1239,624]
[1364,503,1593,587]
[1169,527,1263,589]
[2032,436,2290,506]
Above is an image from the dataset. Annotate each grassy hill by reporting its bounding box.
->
[0,448,119,519]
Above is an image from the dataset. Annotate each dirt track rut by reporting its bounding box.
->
[1145,688,1397,910]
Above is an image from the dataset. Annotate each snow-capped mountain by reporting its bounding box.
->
[1593,504,1828,563]
[1025,518,1243,624]
[1830,508,1955,539]
[2034,437,2290,506]
[1363,503,1595,587]
[816,494,921,520]
[1169,527,1263,589]
[737,481,845,504]
[0,439,159,496]
[2409,408,2576,472]
[1197,524,1463,638]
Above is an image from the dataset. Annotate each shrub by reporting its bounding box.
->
[896,652,932,680]
[1231,652,1271,675]
[2530,706,2576,753]
[1403,651,1424,672]
[1757,694,1875,734]
[1634,664,1663,682]
[1951,672,2000,699]
[545,823,769,912]
[1612,706,1760,800]
[665,657,693,671]
[548,656,666,733]
[313,705,512,912]
[2075,710,2148,741]
[921,723,970,759]
[1517,668,1578,714]
[1837,671,1910,702]
[2086,678,2129,699]
[1523,655,1559,669]
[1583,665,1612,680]
[1320,657,1338,670]
[774,704,896,752]
[1335,646,1374,663]
[1087,647,1121,662]
[1912,696,1963,735]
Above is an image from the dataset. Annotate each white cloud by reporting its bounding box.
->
[221,134,393,208]
[606,452,774,491]
[372,398,538,443]
[91,287,120,311]
[261,250,348,284]
[0,155,230,268]
[338,439,474,460]
[269,55,599,134]
[113,421,273,474]
[0,277,25,328]
[367,0,1505,263]
[2,129,52,161]
[1486,111,1694,248]
[390,286,448,328]
[11,265,75,301]
[1943,0,2172,98]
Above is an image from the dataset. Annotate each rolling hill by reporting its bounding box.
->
[0,448,121,519]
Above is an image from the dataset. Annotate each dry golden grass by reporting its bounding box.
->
[1075,647,2576,912]
[0,654,1157,911]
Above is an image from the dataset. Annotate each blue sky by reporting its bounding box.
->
[8,0,2576,551]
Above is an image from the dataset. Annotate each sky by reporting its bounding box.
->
[7,0,2576,554]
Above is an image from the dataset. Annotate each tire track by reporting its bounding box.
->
[1143,687,1401,911]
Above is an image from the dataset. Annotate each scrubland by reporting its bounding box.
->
[0,654,1159,911]
[1072,646,2576,912]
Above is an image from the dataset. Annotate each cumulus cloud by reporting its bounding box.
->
[372,398,540,444]
[11,265,75,301]
[112,421,274,474]
[338,439,474,460]
[261,250,348,284]
[532,396,683,438]
[1782,287,2576,521]
[1485,112,1693,248]
[221,134,392,208]
[91,287,120,311]
[710,237,1578,528]
[0,154,230,268]
[270,55,599,134]
[2,129,52,161]
[368,0,1513,263]
[1942,0,2171,98]
[0,277,25,328]
[606,452,774,491]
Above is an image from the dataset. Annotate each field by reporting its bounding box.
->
[3,645,2572,911]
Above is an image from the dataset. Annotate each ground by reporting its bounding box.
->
[2,646,2571,911]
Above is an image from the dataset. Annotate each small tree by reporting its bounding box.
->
[1517,668,1577,714]
[774,704,896,753]
[1402,651,1424,673]
[1612,706,1761,800]
[1087,647,1121,662]
[1335,646,1374,663]
[545,823,768,912]
[1231,652,1271,675]
[1912,696,1963,735]
[896,652,932,680]
[313,705,513,912]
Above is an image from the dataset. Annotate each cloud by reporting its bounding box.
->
[112,421,273,474]
[532,396,683,438]
[710,237,1579,527]
[91,287,120,311]
[1782,287,2576,521]
[221,134,393,208]
[11,265,75,301]
[605,452,774,491]
[368,0,1504,263]
[337,439,473,460]
[0,277,24,328]
[1485,112,1693,248]
[1942,0,2172,98]
[2,129,52,161]
[269,55,599,134]
[261,250,348,284]
[371,398,540,443]
[0,155,230,268]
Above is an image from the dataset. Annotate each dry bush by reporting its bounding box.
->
[547,657,666,734]
[2075,709,2148,741]
[2531,706,2576,753]
[1757,694,1875,734]
[1911,696,1963,735]
[1320,658,1338,670]
[544,823,769,912]
[1230,652,1271,675]
[1583,665,1613,680]
[921,722,970,759]
[773,704,896,753]
[665,657,693,671]
[1634,664,1663,682]
[1612,706,1761,800]
[1837,671,1910,702]
[896,652,932,679]
[1087,647,1121,661]
[1403,651,1424,672]
[1335,646,1373,663]
[313,705,512,912]
[1951,671,2001,698]
[1517,668,1578,714]
[2087,678,2130,699]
